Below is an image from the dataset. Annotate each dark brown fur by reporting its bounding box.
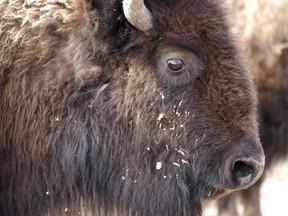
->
[0,0,263,215]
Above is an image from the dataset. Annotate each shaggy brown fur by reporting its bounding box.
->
[0,0,264,215]
[217,0,288,215]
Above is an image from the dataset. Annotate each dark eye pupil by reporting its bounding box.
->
[167,59,184,71]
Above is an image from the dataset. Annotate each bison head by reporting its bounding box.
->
[0,0,264,215]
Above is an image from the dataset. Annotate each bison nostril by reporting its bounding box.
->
[233,161,253,179]
[231,158,264,189]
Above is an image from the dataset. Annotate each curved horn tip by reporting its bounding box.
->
[123,0,153,31]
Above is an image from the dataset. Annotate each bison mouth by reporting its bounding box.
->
[188,183,227,201]
[185,172,237,202]
[201,187,232,200]
[187,175,253,202]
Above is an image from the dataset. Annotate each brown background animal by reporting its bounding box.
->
[216,0,288,215]
[0,0,265,215]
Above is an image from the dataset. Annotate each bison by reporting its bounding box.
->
[216,0,288,215]
[0,0,265,215]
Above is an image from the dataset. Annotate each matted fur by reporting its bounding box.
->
[0,0,264,215]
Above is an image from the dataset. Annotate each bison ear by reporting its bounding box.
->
[123,0,153,31]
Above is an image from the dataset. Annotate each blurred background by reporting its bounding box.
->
[204,0,288,215]
[204,161,288,216]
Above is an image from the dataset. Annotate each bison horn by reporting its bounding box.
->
[123,0,153,31]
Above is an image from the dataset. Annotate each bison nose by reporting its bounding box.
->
[232,158,264,188]
[224,137,265,190]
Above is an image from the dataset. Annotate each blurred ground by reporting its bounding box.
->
[204,160,288,216]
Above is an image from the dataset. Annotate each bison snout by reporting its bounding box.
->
[224,137,265,190]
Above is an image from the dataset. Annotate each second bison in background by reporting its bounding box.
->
[217,0,288,216]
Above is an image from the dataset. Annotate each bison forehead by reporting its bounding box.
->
[148,0,227,36]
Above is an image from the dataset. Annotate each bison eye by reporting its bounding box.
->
[156,45,202,85]
[167,59,184,72]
